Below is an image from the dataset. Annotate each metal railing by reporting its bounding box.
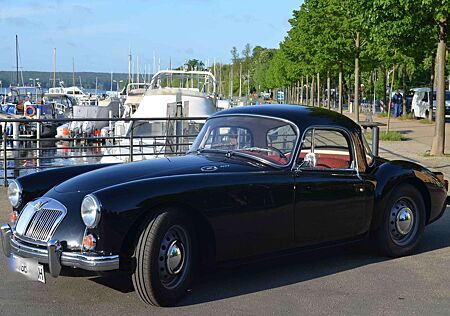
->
[0,116,207,186]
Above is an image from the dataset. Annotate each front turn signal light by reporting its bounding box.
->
[83,234,97,251]
[9,211,18,223]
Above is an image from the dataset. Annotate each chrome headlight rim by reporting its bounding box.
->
[7,179,23,208]
[81,194,102,228]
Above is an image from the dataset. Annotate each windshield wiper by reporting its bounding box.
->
[192,148,228,155]
[239,147,272,153]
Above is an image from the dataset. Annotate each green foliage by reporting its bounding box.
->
[419,118,434,124]
[366,130,407,141]
[184,59,205,71]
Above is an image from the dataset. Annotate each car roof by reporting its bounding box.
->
[211,104,361,133]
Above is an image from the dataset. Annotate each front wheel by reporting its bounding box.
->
[375,184,425,257]
[132,210,194,306]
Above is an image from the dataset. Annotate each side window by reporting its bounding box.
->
[267,124,297,156]
[298,129,353,170]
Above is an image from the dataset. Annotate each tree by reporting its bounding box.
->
[184,59,205,71]
[366,0,448,155]
[429,4,449,155]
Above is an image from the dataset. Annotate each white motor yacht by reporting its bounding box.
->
[101,70,217,162]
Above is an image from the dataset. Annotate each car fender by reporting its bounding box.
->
[369,159,447,232]
[92,173,234,261]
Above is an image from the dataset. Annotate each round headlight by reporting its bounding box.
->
[81,194,101,228]
[7,180,22,208]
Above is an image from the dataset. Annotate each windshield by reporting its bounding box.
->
[190,115,299,166]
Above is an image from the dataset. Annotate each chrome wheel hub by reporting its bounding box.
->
[166,240,184,275]
[157,225,190,289]
[389,198,417,246]
[396,208,413,235]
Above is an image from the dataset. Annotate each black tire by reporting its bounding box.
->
[132,209,194,306]
[375,184,425,257]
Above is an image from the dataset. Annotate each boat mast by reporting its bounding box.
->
[137,55,139,84]
[128,49,131,84]
[15,35,19,86]
[53,48,56,88]
[72,57,75,96]
[72,58,75,87]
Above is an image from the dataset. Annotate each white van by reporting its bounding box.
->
[411,88,450,118]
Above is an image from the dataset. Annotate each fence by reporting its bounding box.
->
[0,116,207,186]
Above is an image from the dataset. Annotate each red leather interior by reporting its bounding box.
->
[241,150,288,165]
[299,152,350,169]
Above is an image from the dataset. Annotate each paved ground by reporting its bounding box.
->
[0,114,449,315]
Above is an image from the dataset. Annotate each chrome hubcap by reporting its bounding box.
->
[157,225,190,289]
[389,198,417,246]
[396,208,413,235]
[166,240,184,275]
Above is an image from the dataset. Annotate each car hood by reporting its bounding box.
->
[53,154,269,194]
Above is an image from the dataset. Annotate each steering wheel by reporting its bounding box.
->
[268,146,288,160]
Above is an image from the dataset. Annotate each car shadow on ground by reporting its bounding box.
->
[89,210,450,306]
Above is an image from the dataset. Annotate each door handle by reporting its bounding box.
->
[353,184,365,193]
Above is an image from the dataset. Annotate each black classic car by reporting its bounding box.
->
[1,105,448,306]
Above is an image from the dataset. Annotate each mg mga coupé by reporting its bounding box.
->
[1,105,448,306]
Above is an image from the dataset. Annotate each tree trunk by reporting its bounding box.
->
[431,19,447,155]
[354,32,361,122]
[306,75,309,106]
[317,73,320,107]
[386,65,396,134]
[300,76,304,104]
[327,71,331,109]
[383,66,387,111]
[402,65,407,117]
[311,76,315,107]
[429,57,435,121]
[339,63,343,114]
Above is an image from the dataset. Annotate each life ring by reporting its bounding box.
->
[25,105,36,117]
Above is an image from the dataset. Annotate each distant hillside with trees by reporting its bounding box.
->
[0,71,129,90]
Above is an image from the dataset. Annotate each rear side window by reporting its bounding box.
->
[298,128,353,170]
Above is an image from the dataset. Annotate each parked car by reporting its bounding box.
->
[1,105,448,306]
[411,88,450,118]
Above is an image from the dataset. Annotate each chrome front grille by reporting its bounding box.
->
[24,208,64,241]
[15,198,67,243]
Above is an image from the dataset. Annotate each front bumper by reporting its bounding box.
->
[1,224,119,277]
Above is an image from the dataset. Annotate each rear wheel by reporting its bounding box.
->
[132,210,194,306]
[375,184,425,257]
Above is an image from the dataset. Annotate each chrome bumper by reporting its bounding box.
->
[1,224,119,277]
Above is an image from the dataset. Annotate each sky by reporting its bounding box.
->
[0,0,302,73]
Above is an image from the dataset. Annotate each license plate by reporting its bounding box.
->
[12,255,46,284]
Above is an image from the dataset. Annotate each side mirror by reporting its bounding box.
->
[296,152,317,172]
[304,152,317,168]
